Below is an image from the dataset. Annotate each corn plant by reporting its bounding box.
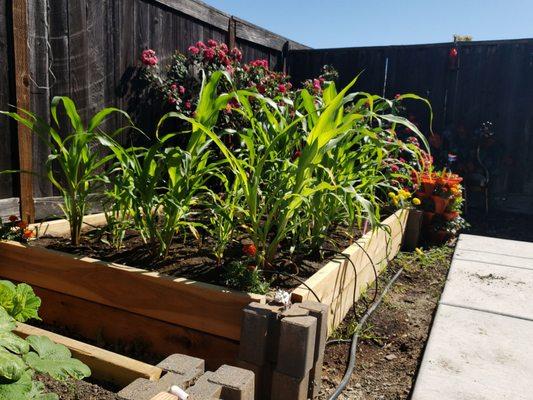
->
[1,97,131,245]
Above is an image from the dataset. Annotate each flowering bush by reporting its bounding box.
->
[0,215,35,243]
[138,39,293,125]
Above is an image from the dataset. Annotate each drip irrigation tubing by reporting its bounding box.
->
[325,267,404,400]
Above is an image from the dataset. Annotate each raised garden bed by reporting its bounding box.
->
[0,209,408,366]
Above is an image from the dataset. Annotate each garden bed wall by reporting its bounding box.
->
[292,209,408,332]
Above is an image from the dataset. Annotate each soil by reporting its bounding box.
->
[319,245,454,400]
[36,373,123,400]
[465,208,533,242]
[32,225,357,293]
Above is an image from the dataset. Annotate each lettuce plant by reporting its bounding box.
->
[0,281,91,400]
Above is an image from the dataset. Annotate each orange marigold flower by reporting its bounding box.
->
[22,229,35,239]
[243,243,257,257]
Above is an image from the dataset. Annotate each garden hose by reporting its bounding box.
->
[326,267,404,400]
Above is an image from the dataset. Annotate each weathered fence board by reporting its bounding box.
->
[288,39,533,202]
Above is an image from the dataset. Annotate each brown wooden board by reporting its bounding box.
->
[14,322,163,387]
[27,285,239,369]
[0,240,265,341]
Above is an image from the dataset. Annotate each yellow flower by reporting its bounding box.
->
[412,197,421,206]
[393,198,399,206]
[388,192,396,199]
[415,247,424,255]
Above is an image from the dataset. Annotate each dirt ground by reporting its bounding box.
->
[37,374,122,400]
[319,245,454,400]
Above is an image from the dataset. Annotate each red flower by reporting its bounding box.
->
[219,43,229,52]
[390,164,400,173]
[278,83,287,93]
[203,48,215,61]
[257,84,266,94]
[185,101,192,110]
[8,215,18,222]
[17,221,28,229]
[188,46,200,55]
[170,83,177,91]
[141,49,158,66]
[243,243,257,257]
[207,39,218,47]
[196,41,206,49]
[394,94,401,99]
[178,85,185,95]
[167,95,177,105]
[217,50,227,60]
[293,150,301,160]
[231,48,242,61]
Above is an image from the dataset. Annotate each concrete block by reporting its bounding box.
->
[440,259,533,320]
[298,301,329,361]
[239,302,280,366]
[281,304,310,318]
[187,372,223,400]
[308,353,324,399]
[271,370,310,400]
[276,316,317,378]
[208,364,255,400]
[237,360,272,400]
[118,373,185,400]
[156,354,205,387]
[412,305,533,400]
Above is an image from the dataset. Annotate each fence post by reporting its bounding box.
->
[282,40,290,75]
[227,16,236,50]
[12,0,34,222]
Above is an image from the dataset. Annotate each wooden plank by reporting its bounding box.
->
[0,240,265,340]
[0,197,20,221]
[14,322,163,387]
[30,212,108,237]
[29,285,239,369]
[291,209,408,332]
[12,0,35,222]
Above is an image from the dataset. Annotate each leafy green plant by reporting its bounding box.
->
[1,98,131,245]
[0,281,91,400]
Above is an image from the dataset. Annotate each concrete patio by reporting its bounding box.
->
[411,234,533,400]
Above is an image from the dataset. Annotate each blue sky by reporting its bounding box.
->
[204,0,533,48]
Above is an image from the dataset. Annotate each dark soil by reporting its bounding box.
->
[465,208,533,242]
[32,225,357,293]
[36,374,123,400]
[319,245,454,400]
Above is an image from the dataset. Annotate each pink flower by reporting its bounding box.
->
[178,85,185,95]
[141,49,158,66]
[219,43,228,52]
[313,79,321,91]
[185,101,192,109]
[226,64,234,75]
[170,83,177,91]
[218,50,227,60]
[390,164,400,173]
[188,46,200,55]
[196,41,206,49]
[207,39,218,47]
[231,48,242,61]
[204,48,216,61]
[278,83,287,93]
[167,95,177,105]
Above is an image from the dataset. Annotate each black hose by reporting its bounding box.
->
[326,267,404,400]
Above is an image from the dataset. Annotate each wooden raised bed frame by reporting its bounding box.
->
[0,209,408,364]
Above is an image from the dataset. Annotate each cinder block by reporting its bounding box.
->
[239,302,281,366]
[208,364,255,400]
[281,304,310,318]
[187,372,223,400]
[237,360,272,400]
[118,373,185,400]
[271,370,310,400]
[299,301,329,361]
[156,354,205,386]
[276,316,317,378]
[308,353,324,399]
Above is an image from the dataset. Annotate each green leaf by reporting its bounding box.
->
[24,336,91,381]
[0,331,30,355]
[0,308,16,333]
[0,281,41,322]
[0,371,33,400]
[28,381,59,400]
[0,348,26,381]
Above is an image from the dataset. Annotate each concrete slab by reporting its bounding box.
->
[456,234,533,260]
[440,258,533,321]
[411,305,533,400]
[454,248,533,270]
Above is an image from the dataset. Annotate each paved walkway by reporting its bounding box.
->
[411,234,533,400]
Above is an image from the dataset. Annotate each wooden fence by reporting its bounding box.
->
[287,39,533,209]
[0,0,308,221]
